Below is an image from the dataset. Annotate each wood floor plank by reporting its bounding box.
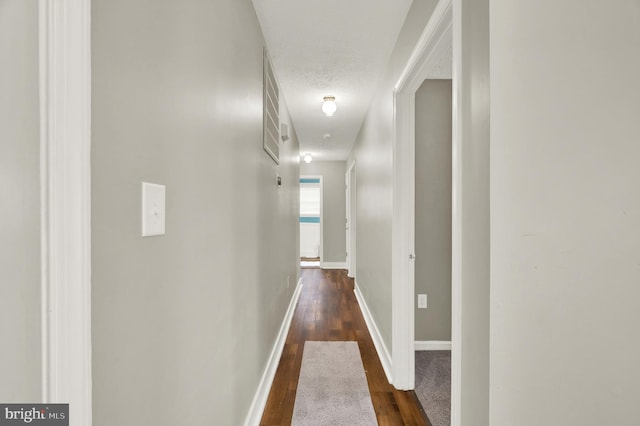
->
[260,268,427,425]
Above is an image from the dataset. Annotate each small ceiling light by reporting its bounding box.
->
[322,96,337,117]
[303,153,313,164]
[322,133,332,140]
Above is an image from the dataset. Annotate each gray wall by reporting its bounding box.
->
[490,0,640,424]
[347,0,439,352]
[300,161,347,264]
[91,0,299,424]
[414,79,452,342]
[0,0,41,402]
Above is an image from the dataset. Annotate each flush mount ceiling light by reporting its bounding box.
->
[322,96,337,117]
[303,153,313,164]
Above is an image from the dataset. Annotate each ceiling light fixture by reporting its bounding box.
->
[322,96,337,117]
[303,153,313,164]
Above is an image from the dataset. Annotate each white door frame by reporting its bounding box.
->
[39,0,92,424]
[345,169,350,274]
[345,161,356,278]
[391,0,454,407]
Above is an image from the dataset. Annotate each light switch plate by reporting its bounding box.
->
[418,294,427,309]
[142,182,166,237]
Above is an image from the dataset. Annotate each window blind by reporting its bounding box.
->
[300,187,320,216]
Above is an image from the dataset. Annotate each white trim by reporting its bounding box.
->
[451,1,463,423]
[354,282,393,384]
[392,0,453,392]
[39,0,92,424]
[345,169,350,275]
[39,0,49,404]
[244,279,303,426]
[321,262,347,270]
[415,341,452,351]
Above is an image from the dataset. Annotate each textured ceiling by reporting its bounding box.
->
[252,0,413,161]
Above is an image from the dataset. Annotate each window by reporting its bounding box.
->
[300,186,320,216]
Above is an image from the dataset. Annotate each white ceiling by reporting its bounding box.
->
[252,0,413,161]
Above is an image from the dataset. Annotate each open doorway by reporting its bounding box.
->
[393,2,490,425]
[389,2,459,422]
[413,78,453,426]
[300,176,323,268]
[391,0,453,395]
[345,162,356,278]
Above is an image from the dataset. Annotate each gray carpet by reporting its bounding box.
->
[415,350,451,426]
[292,341,377,425]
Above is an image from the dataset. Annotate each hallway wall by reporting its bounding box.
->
[347,0,439,356]
[0,0,41,402]
[491,0,640,424]
[300,161,347,264]
[91,0,300,424]
[414,79,452,342]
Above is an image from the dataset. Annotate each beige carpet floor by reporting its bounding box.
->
[415,350,451,426]
[291,341,377,425]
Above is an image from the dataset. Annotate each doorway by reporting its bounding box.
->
[414,79,452,346]
[413,78,453,425]
[391,0,453,394]
[345,162,356,278]
[300,176,323,268]
[393,1,491,425]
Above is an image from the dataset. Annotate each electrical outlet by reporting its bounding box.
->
[286,275,290,288]
[418,294,427,309]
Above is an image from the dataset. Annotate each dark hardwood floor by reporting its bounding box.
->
[260,268,429,425]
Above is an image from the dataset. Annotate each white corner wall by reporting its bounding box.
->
[491,1,640,424]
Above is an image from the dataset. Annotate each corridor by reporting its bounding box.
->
[261,269,427,425]
[6,0,640,425]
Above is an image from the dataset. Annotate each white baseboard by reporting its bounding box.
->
[415,340,452,351]
[353,282,393,384]
[243,278,303,426]
[321,261,347,269]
